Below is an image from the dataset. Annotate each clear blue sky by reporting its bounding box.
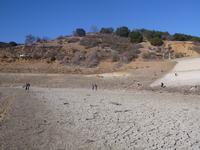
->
[0,0,200,43]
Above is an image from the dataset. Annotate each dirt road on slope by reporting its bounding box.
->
[151,57,200,88]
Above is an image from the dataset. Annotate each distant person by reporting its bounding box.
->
[161,82,164,88]
[161,82,166,88]
[25,82,30,91]
[92,84,94,90]
[137,82,142,87]
[94,84,98,91]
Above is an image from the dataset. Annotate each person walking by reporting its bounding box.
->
[92,84,94,90]
[94,84,98,91]
[25,82,30,91]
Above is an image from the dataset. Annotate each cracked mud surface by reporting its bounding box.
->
[1,87,200,150]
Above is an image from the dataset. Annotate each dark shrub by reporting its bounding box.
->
[0,42,18,47]
[9,41,18,46]
[57,35,65,40]
[100,27,114,34]
[61,56,70,64]
[75,28,86,37]
[100,34,131,52]
[0,42,9,48]
[129,31,143,43]
[116,26,130,37]
[173,33,192,41]
[191,37,200,42]
[36,37,42,42]
[50,56,56,61]
[36,37,49,43]
[139,29,171,41]
[119,44,143,61]
[46,56,56,63]
[149,37,164,46]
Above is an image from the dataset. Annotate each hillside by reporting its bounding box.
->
[0,33,200,74]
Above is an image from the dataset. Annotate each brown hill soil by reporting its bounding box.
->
[0,60,175,91]
[0,34,199,75]
[0,59,175,75]
[165,41,199,57]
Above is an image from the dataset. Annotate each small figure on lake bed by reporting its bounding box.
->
[161,82,166,88]
[24,82,30,91]
[92,84,95,90]
[92,83,98,91]
[94,84,98,91]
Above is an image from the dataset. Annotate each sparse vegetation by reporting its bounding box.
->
[149,37,164,46]
[0,42,18,48]
[115,26,130,37]
[142,52,157,60]
[139,29,170,41]
[100,27,114,34]
[80,35,102,48]
[9,41,18,47]
[191,37,200,42]
[74,28,86,37]
[25,34,36,45]
[1,27,200,70]
[120,49,139,63]
[129,31,143,43]
[173,33,192,41]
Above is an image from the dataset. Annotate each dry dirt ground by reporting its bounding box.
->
[1,87,200,150]
[3,60,200,150]
[0,60,174,89]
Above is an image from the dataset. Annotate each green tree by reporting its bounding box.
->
[9,41,17,46]
[115,26,130,37]
[129,31,143,43]
[150,37,164,46]
[191,37,200,42]
[173,33,192,41]
[100,27,114,34]
[74,28,86,37]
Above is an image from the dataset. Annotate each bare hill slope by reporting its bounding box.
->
[0,33,199,74]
